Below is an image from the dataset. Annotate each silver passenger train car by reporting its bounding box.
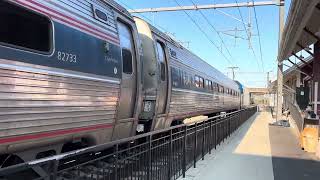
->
[135,17,240,132]
[0,0,240,167]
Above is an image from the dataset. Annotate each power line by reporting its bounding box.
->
[128,1,279,13]
[234,0,263,71]
[252,0,265,72]
[189,0,236,63]
[173,0,234,65]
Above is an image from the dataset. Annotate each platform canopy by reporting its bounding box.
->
[278,0,320,61]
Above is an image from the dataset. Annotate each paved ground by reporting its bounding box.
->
[178,111,320,180]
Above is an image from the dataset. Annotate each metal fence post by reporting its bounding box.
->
[114,144,119,180]
[209,119,212,154]
[193,123,197,168]
[239,111,242,127]
[202,122,205,160]
[168,129,173,180]
[147,135,152,180]
[49,159,58,180]
[214,119,217,149]
[228,116,231,137]
[222,118,225,142]
[183,126,187,178]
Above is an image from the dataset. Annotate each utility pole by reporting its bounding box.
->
[266,70,273,88]
[276,0,285,121]
[227,66,239,80]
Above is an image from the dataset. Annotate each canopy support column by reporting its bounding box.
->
[314,42,320,116]
[276,0,285,121]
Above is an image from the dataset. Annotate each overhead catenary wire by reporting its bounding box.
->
[189,0,236,64]
[252,0,265,72]
[234,0,263,72]
[173,0,234,65]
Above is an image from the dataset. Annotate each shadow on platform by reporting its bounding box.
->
[269,125,320,180]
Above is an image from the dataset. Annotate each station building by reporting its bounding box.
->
[273,0,320,155]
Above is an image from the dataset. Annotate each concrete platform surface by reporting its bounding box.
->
[178,111,320,180]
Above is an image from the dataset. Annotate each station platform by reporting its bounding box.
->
[179,110,320,180]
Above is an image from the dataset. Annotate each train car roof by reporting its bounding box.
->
[102,0,133,20]
[135,17,239,91]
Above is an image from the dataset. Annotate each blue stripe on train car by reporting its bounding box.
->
[0,21,122,79]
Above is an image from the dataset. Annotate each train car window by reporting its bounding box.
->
[0,1,52,53]
[199,77,204,88]
[183,71,189,87]
[219,85,224,93]
[189,74,193,87]
[214,83,218,92]
[178,69,183,85]
[205,80,213,91]
[195,75,204,88]
[156,42,166,81]
[171,67,180,87]
[205,80,209,90]
[118,21,134,74]
[122,49,132,73]
[93,8,108,24]
[195,76,200,88]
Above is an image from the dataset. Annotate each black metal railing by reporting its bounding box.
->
[0,107,257,180]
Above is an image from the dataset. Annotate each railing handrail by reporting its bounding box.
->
[0,107,257,177]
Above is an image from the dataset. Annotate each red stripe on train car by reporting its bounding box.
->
[0,123,113,144]
[15,0,120,45]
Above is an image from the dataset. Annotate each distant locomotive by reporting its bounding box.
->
[0,0,241,167]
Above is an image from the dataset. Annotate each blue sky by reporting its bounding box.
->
[116,0,292,87]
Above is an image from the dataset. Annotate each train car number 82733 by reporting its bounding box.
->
[57,51,77,63]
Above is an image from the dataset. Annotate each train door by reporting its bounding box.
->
[155,41,168,114]
[113,21,137,140]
